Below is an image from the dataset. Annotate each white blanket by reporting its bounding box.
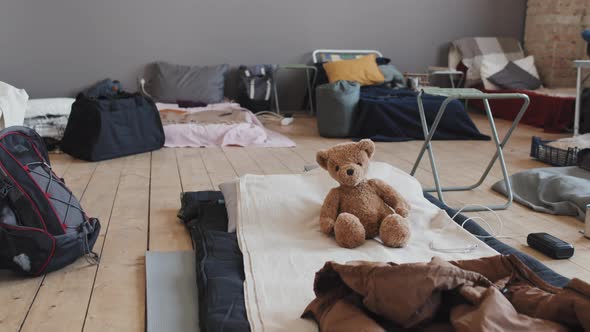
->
[0,81,28,128]
[236,162,498,332]
[156,102,295,148]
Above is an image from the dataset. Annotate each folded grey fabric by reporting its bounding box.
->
[378,64,405,88]
[147,61,228,104]
[492,167,590,221]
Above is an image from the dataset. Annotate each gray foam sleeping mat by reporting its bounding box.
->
[146,250,199,332]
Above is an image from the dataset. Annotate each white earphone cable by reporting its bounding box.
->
[429,204,527,254]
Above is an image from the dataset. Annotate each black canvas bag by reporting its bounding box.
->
[237,65,275,113]
[580,87,590,134]
[61,92,164,161]
[0,126,100,276]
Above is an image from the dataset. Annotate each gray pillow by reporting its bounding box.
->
[487,62,542,90]
[148,61,228,104]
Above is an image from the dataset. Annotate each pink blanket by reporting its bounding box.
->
[156,102,295,148]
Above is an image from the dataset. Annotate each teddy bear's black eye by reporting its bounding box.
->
[335,166,340,172]
[357,163,363,166]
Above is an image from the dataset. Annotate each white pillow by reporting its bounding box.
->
[480,60,506,90]
[514,56,541,79]
[26,98,75,119]
[0,81,28,128]
[480,56,541,90]
[219,179,238,233]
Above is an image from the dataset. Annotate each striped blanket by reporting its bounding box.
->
[449,37,524,87]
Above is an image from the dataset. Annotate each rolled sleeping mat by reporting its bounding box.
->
[316,80,360,138]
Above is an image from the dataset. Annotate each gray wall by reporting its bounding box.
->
[0,0,526,99]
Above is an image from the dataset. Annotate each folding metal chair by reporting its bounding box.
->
[410,87,530,212]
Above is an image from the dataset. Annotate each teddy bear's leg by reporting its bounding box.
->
[319,217,335,234]
[394,206,410,218]
[379,214,411,248]
[334,213,366,249]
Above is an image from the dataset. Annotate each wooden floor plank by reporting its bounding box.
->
[200,147,238,188]
[0,273,42,332]
[175,148,214,192]
[20,159,123,332]
[82,153,151,332]
[149,149,191,252]
[269,148,307,173]
[244,148,292,175]
[222,147,262,176]
[49,154,74,177]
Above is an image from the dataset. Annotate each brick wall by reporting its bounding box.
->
[525,0,589,87]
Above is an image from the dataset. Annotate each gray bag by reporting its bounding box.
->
[316,81,360,137]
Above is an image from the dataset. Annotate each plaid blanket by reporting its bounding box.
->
[449,37,524,87]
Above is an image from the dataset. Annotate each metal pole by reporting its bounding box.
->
[574,64,582,136]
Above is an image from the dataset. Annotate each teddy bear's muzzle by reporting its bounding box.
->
[337,164,365,187]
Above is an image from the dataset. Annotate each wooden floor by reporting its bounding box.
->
[2,113,590,332]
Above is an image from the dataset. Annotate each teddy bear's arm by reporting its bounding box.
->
[369,179,410,217]
[319,188,340,234]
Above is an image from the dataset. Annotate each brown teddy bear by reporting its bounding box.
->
[316,139,411,249]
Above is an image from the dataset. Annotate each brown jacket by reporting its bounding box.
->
[302,255,590,331]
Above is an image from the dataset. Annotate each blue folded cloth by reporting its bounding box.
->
[82,79,122,98]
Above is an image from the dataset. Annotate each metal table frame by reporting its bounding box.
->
[410,88,530,212]
[428,67,464,88]
[272,64,317,115]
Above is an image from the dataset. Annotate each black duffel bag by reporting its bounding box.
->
[61,92,165,161]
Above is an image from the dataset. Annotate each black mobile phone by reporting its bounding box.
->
[527,233,574,259]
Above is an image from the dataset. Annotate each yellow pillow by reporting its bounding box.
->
[322,54,385,86]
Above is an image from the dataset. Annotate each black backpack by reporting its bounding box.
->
[0,127,100,276]
[237,65,275,113]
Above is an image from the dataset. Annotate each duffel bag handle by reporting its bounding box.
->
[106,93,145,111]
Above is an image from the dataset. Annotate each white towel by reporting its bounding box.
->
[0,81,28,129]
[236,162,498,332]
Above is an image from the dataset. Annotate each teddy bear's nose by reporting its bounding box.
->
[346,169,354,176]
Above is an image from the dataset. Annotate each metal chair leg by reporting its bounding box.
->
[412,91,530,212]
[411,91,445,201]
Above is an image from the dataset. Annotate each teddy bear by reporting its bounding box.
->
[316,139,411,249]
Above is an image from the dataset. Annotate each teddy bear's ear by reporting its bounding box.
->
[358,139,375,159]
[316,150,330,170]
